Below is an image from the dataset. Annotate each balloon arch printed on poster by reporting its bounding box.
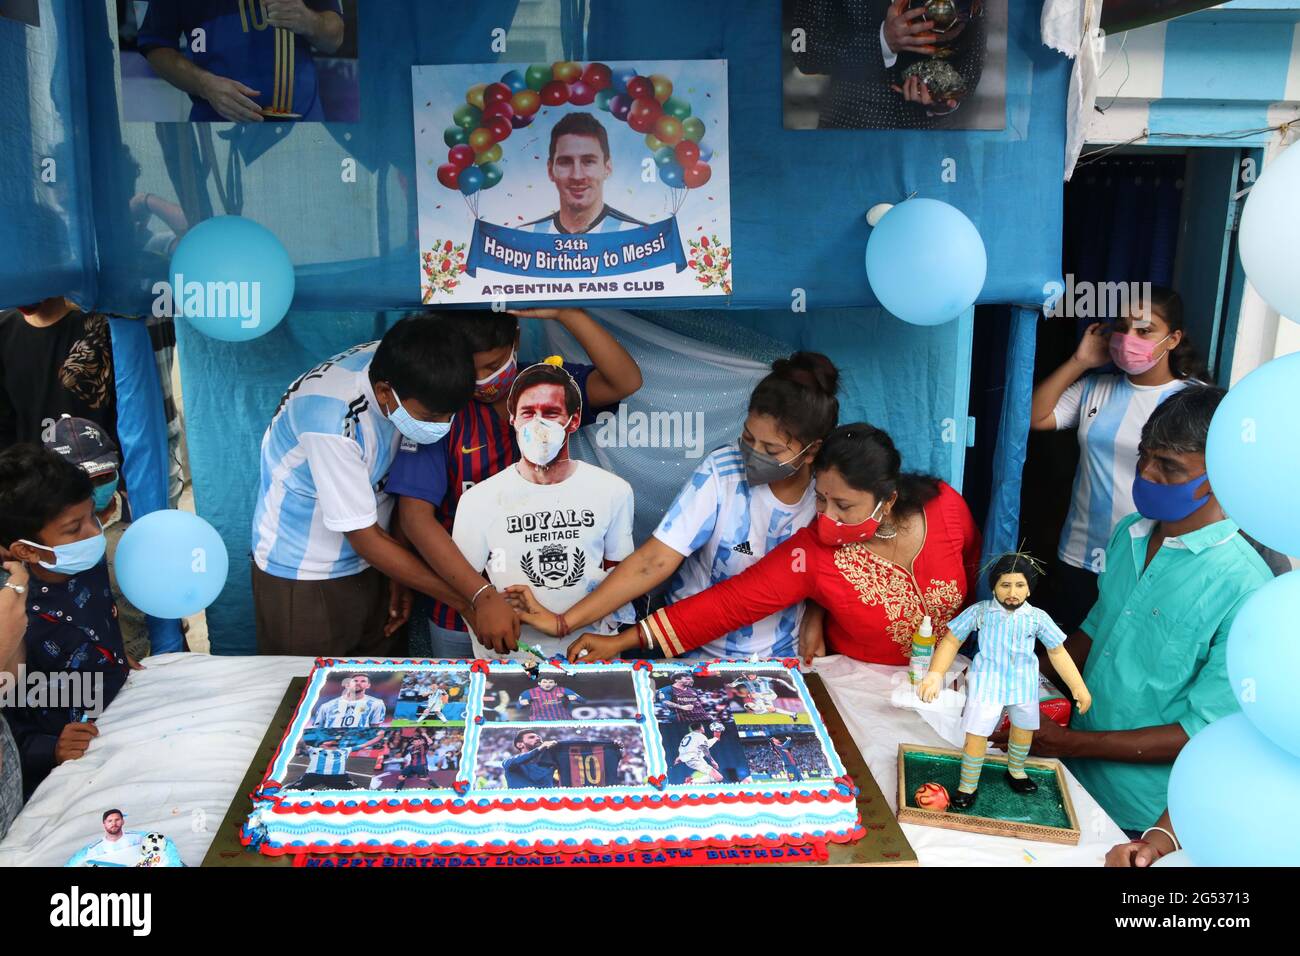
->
[413,59,733,305]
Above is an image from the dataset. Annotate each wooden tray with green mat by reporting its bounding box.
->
[896,743,1081,845]
[203,674,917,867]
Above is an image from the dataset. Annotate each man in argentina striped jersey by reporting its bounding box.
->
[287,732,382,790]
[524,113,649,235]
[251,316,498,658]
[138,0,344,122]
[310,674,386,729]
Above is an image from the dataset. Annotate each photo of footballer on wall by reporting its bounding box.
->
[116,0,360,122]
[282,727,385,791]
[306,671,403,729]
[473,725,647,790]
[658,719,752,786]
[392,670,470,725]
[781,0,1007,131]
[481,670,638,723]
[366,728,464,791]
[736,724,834,784]
[651,671,734,724]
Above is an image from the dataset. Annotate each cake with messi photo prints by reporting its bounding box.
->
[241,658,863,863]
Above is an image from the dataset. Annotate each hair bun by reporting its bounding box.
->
[771,351,839,398]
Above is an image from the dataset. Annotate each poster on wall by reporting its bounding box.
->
[782,0,1007,130]
[413,59,733,305]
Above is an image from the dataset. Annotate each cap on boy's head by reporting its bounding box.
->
[44,417,120,478]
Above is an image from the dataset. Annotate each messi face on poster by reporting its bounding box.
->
[413,59,733,304]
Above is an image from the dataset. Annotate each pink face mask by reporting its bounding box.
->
[1109,331,1171,375]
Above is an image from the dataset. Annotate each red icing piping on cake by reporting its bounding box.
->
[242,824,867,858]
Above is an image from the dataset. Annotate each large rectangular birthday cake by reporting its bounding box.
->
[241,657,864,859]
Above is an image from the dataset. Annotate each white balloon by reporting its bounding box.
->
[1240,144,1300,320]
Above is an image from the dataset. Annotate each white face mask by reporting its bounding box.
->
[515,416,571,466]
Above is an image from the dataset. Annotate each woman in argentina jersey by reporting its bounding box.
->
[1029,286,1204,631]
[506,352,840,660]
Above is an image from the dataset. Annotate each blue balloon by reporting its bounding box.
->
[500,69,527,94]
[1168,713,1300,866]
[1206,352,1300,555]
[698,142,714,163]
[654,146,677,168]
[865,198,986,326]
[168,215,295,342]
[660,161,685,188]
[1228,571,1300,757]
[115,510,229,619]
[458,165,484,195]
[1239,140,1300,318]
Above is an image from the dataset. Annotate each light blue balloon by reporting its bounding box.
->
[865,198,986,326]
[1168,713,1300,866]
[115,510,229,619]
[1206,351,1300,555]
[1239,141,1300,319]
[168,215,294,342]
[1228,570,1300,757]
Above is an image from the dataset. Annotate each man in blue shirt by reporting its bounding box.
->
[995,386,1273,833]
[138,0,344,122]
[0,445,136,796]
[501,731,559,789]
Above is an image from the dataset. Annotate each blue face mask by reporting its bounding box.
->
[387,387,452,445]
[1132,471,1210,522]
[92,475,119,513]
[19,520,107,575]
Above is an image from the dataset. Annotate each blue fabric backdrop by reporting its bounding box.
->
[0,1,1068,653]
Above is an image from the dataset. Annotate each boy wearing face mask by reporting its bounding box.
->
[1029,287,1206,631]
[387,308,642,659]
[0,445,136,796]
[250,316,485,657]
[450,363,637,661]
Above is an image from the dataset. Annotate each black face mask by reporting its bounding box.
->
[739,439,804,486]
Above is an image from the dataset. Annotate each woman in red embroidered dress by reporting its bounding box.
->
[568,423,982,665]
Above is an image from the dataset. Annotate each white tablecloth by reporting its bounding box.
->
[0,653,313,867]
[0,652,1125,866]
[814,654,1126,865]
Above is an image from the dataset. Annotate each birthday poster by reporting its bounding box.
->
[413,60,732,304]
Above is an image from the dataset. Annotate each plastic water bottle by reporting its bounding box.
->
[908,615,935,685]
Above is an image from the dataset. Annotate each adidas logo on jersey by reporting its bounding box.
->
[732,541,754,555]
